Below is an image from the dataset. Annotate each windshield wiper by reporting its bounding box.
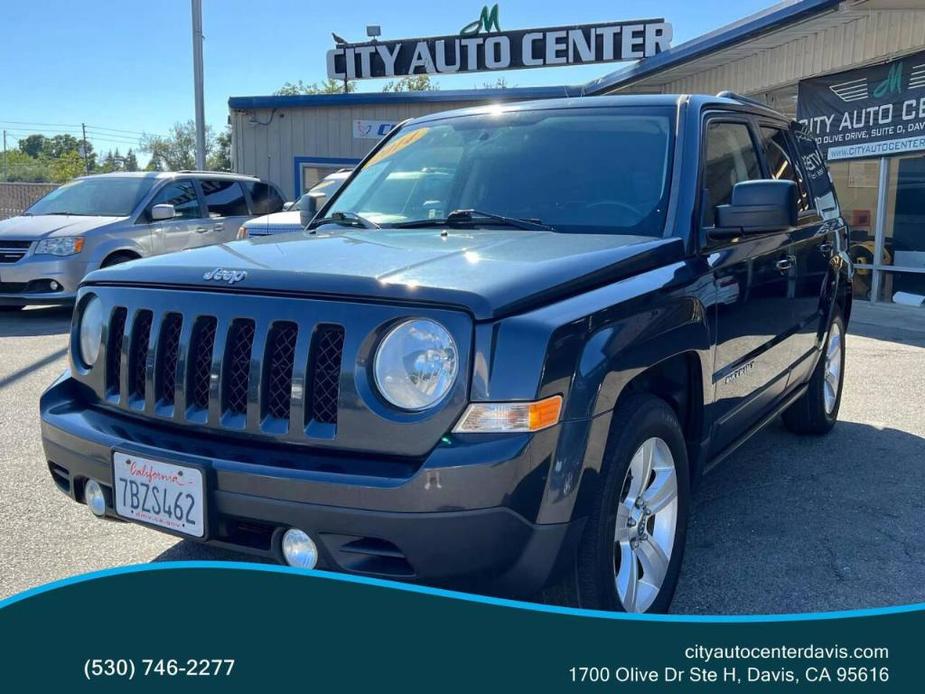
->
[393,209,554,231]
[309,211,380,230]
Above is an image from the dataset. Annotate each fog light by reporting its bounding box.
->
[49,280,61,291]
[282,528,318,569]
[84,479,106,517]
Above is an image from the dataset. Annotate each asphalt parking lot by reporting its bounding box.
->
[1,302,924,614]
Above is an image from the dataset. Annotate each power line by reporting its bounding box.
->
[0,118,83,129]
[86,124,147,136]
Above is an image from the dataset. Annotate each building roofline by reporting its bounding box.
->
[583,0,843,95]
[229,85,581,110]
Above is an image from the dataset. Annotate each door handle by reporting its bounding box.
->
[195,226,209,233]
[776,257,794,272]
[819,242,833,254]
[213,222,224,232]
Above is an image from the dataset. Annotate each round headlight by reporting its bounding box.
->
[373,319,458,410]
[78,296,104,367]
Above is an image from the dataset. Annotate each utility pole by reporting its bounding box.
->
[81,123,90,175]
[191,0,207,170]
[2,130,7,181]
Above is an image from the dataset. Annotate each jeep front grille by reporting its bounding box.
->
[103,306,345,437]
[222,319,256,419]
[129,310,153,401]
[188,316,218,411]
[264,321,298,421]
[309,326,345,426]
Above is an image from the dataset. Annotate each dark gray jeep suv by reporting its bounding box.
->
[40,94,851,613]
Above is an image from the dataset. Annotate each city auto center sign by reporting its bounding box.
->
[798,49,925,161]
[326,4,672,80]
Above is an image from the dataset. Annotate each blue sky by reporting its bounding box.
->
[0,0,774,160]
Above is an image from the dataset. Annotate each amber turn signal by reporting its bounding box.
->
[453,395,563,434]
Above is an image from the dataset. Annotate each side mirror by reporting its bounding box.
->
[298,191,325,227]
[150,203,176,222]
[711,180,798,239]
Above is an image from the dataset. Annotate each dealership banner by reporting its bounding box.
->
[1,562,922,691]
[327,5,671,80]
[798,50,925,161]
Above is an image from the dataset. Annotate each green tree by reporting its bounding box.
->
[49,150,86,182]
[18,134,47,158]
[141,120,215,171]
[274,78,355,95]
[3,149,52,182]
[480,77,512,89]
[207,127,232,171]
[124,149,139,172]
[382,75,439,92]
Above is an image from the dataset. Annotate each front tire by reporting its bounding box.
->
[101,252,139,268]
[569,394,690,613]
[782,309,845,435]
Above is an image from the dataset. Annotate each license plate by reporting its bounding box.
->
[113,452,204,537]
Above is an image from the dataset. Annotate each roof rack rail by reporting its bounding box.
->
[715,91,770,109]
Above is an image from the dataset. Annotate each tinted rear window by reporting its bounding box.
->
[244,181,285,215]
[201,179,249,217]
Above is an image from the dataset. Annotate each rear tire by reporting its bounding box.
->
[782,309,845,435]
[546,394,690,613]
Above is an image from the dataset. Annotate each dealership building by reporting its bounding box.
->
[230,0,925,305]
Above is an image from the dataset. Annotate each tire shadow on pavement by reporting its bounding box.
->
[147,420,925,616]
[0,306,72,338]
[673,418,925,614]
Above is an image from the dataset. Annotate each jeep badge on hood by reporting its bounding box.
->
[203,268,247,284]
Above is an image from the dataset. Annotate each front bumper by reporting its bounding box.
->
[40,375,583,596]
[0,255,88,305]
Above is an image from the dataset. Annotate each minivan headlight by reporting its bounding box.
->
[373,319,458,410]
[78,295,104,367]
[35,237,85,256]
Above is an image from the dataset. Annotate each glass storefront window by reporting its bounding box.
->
[828,159,881,300]
[878,271,925,306]
[882,153,925,271]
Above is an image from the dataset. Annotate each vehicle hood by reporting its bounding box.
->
[84,229,685,320]
[0,214,123,240]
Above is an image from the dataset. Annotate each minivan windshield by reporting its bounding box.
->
[326,107,674,237]
[27,176,158,217]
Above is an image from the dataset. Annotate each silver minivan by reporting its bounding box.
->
[0,171,284,309]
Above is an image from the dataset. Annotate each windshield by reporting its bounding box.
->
[27,177,158,217]
[327,107,674,236]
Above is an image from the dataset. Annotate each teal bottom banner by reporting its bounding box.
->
[0,562,918,692]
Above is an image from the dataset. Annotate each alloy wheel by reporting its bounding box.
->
[823,321,843,415]
[614,437,679,613]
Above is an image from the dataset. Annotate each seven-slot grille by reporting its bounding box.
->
[103,308,345,436]
[0,240,31,264]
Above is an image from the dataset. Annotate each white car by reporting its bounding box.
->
[239,170,351,237]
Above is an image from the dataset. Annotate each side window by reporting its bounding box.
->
[759,127,811,213]
[200,179,249,217]
[792,127,839,219]
[243,181,285,215]
[701,122,762,226]
[150,180,200,220]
